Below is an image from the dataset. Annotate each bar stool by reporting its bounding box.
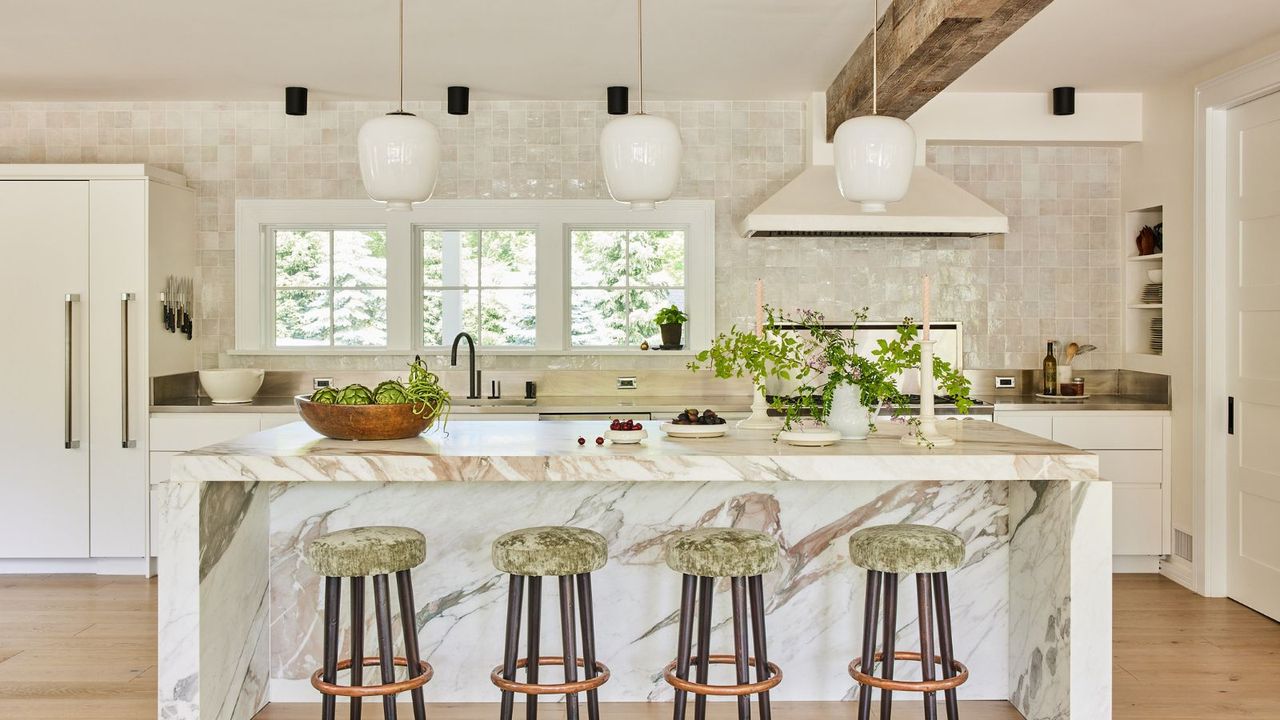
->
[306,526,433,720]
[663,528,783,720]
[490,526,611,720]
[847,524,970,720]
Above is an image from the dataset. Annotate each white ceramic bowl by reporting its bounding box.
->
[1147,269,1163,283]
[198,369,265,404]
[605,429,648,445]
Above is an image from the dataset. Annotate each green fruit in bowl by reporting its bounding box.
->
[335,384,374,405]
[310,386,339,404]
[373,380,410,405]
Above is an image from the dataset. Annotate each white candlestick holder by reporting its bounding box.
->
[737,382,783,430]
[901,339,955,447]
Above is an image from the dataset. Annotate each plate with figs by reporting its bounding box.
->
[661,408,729,438]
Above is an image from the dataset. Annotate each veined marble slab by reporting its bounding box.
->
[160,420,1108,720]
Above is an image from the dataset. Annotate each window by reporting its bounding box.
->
[570,229,686,347]
[236,200,713,354]
[421,229,537,347]
[272,228,387,347]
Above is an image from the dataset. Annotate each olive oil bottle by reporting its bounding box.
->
[1042,342,1057,396]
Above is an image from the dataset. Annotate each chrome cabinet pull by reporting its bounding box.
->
[64,293,81,449]
[121,292,136,449]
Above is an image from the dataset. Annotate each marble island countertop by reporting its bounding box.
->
[170,419,1098,484]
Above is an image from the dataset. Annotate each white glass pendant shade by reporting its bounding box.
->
[832,114,916,213]
[358,112,441,211]
[600,113,682,210]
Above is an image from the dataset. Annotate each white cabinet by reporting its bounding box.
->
[994,409,1172,563]
[0,166,194,569]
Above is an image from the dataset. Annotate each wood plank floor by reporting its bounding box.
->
[0,574,1275,719]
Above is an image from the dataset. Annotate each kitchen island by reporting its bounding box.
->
[159,420,1109,720]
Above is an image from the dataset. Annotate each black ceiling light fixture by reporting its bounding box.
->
[447,86,469,115]
[1052,86,1075,116]
[285,86,308,116]
[606,86,629,115]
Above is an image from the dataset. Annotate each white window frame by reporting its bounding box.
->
[234,199,714,354]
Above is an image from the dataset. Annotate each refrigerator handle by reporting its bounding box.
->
[64,294,81,449]
[121,292,137,449]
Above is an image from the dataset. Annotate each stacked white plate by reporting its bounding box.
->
[1141,282,1163,304]
[1150,316,1163,355]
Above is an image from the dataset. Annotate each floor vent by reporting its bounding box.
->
[1174,529,1193,561]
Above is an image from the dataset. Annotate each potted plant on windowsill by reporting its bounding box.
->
[655,305,689,349]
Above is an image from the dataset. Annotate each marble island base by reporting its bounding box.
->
[159,421,1110,720]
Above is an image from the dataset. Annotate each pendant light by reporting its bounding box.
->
[832,0,915,212]
[358,0,441,211]
[600,0,682,210]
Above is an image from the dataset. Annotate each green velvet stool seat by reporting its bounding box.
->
[664,529,783,720]
[490,527,610,720]
[847,525,970,720]
[306,526,432,720]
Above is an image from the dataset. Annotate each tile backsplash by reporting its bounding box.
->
[0,101,1119,370]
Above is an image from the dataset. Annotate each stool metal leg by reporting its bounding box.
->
[350,577,365,720]
[500,575,525,720]
[577,574,601,720]
[526,576,541,720]
[372,574,399,720]
[322,577,342,720]
[729,577,751,720]
[747,575,772,720]
[672,574,697,720]
[879,574,897,720]
[856,570,883,720]
[396,570,427,720]
[558,576,581,720]
[932,573,960,720]
[916,574,937,720]
[693,577,713,720]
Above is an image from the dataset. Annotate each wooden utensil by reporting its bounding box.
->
[1066,342,1079,363]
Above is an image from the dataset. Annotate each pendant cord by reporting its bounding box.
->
[637,0,645,114]
[398,0,405,112]
[872,0,878,115]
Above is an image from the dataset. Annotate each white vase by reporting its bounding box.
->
[826,383,874,440]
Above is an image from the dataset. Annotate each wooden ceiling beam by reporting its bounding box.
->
[825,0,1054,139]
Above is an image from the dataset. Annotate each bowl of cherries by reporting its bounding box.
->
[604,418,648,444]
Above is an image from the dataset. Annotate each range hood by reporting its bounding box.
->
[740,164,1008,238]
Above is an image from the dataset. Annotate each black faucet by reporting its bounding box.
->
[450,332,481,399]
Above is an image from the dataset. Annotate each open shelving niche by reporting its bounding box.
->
[1124,205,1165,372]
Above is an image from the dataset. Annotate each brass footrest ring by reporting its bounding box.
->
[490,656,611,695]
[663,654,783,696]
[311,656,434,698]
[848,652,968,693]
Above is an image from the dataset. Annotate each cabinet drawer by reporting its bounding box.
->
[1052,415,1163,449]
[994,414,1053,440]
[1096,450,1162,485]
[149,414,261,451]
[1114,483,1164,555]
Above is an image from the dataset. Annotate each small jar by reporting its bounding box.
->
[1060,377,1086,396]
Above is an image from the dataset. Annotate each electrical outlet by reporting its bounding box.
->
[313,377,334,389]
[995,376,1016,389]
[616,376,638,390]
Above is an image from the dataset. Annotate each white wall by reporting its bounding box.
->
[1122,33,1280,559]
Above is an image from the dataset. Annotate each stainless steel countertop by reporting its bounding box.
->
[150,395,756,415]
[975,394,1170,411]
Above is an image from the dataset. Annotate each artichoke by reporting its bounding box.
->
[310,386,339,404]
[373,380,410,405]
[335,384,374,405]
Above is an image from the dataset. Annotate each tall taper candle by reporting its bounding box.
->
[755,278,764,336]
[922,273,931,340]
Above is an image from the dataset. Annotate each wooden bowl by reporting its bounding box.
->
[294,395,435,441]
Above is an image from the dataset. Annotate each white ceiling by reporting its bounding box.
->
[2,0,1279,102]
[0,0,872,102]
[952,0,1280,92]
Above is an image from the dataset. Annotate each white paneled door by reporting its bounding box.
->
[0,181,91,557]
[1226,90,1280,621]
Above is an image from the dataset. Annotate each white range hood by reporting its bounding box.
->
[739,94,1008,239]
